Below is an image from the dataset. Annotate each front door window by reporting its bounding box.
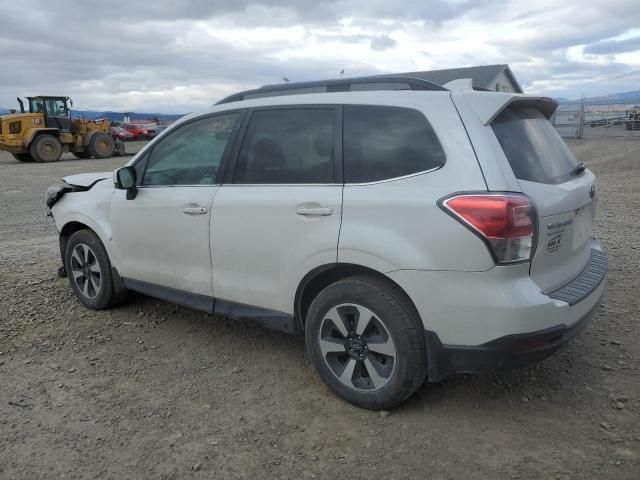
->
[140,113,239,186]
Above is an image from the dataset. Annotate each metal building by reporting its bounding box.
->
[385,64,523,93]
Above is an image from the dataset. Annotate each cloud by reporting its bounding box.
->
[585,35,640,55]
[0,0,638,112]
[370,35,397,51]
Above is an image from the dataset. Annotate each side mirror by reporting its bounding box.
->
[114,166,138,200]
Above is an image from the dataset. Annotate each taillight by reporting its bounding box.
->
[439,193,536,264]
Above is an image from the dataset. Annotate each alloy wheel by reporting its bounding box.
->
[317,303,397,391]
[70,243,102,298]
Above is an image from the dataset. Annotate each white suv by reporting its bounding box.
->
[46,77,606,410]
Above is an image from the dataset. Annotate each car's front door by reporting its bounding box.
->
[212,106,343,315]
[110,112,241,297]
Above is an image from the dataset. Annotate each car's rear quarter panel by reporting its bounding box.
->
[338,92,493,273]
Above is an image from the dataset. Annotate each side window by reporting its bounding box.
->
[142,113,239,186]
[343,105,445,183]
[46,99,67,116]
[133,152,149,186]
[30,99,44,113]
[234,108,334,184]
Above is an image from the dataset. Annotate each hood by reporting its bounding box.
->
[0,112,41,122]
[63,171,112,188]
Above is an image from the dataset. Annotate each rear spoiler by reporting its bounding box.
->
[451,91,558,125]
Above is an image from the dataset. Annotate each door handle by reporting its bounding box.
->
[296,207,333,216]
[182,206,208,215]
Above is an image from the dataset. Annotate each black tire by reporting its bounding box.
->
[29,134,63,162]
[64,229,127,310]
[88,133,116,158]
[12,153,35,162]
[305,275,427,410]
[72,151,91,159]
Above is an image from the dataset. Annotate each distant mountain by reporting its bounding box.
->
[70,110,185,123]
[0,107,185,122]
[557,90,640,106]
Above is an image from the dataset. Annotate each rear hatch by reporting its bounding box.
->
[490,105,597,292]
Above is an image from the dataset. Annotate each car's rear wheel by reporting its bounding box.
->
[64,229,127,310]
[305,275,427,410]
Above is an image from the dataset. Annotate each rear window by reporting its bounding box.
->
[343,105,445,183]
[492,106,579,184]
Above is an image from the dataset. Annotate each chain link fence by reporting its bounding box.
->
[551,101,640,138]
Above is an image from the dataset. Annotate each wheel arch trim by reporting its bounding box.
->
[294,262,423,333]
[23,128,60,147]
[58,215,114,265]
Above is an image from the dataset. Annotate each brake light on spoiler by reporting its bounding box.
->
[439,193,536,264]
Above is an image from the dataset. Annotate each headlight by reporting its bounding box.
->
[9,121,21,134]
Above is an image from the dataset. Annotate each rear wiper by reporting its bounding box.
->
[572,162,586,176]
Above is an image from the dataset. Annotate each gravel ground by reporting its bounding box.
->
[0,139,638,479]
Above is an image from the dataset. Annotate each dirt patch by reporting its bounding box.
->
[1,139,639,479]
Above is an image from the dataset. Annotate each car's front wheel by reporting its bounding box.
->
[305,275,427,410]
[64,229,126,309]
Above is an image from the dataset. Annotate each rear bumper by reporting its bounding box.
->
[387,241,607,382]
[424,299,601,381]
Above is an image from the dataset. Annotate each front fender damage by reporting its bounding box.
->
[45,177,107,211]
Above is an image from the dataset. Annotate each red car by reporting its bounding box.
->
[109,127,134,141]
[123,124,148,140]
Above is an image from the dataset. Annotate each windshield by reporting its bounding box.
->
[492,106,579,184]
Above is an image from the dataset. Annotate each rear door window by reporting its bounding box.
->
[233,108,335,184]
[491,106,579,184]
[343,105,445,183]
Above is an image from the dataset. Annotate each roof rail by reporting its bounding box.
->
[215,75,448,104]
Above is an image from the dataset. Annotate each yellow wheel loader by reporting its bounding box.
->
[0,96,118,162]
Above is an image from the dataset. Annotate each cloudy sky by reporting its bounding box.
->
[1,0,638,113]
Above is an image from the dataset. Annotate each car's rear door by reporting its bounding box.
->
[110,112,242,297]
[211,105,343,315]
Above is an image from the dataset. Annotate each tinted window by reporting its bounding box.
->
[142,113,238,186]
[133,152,148,186]
[343,105,445,183]
[492,106,578,184]
[234,109,334,184]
